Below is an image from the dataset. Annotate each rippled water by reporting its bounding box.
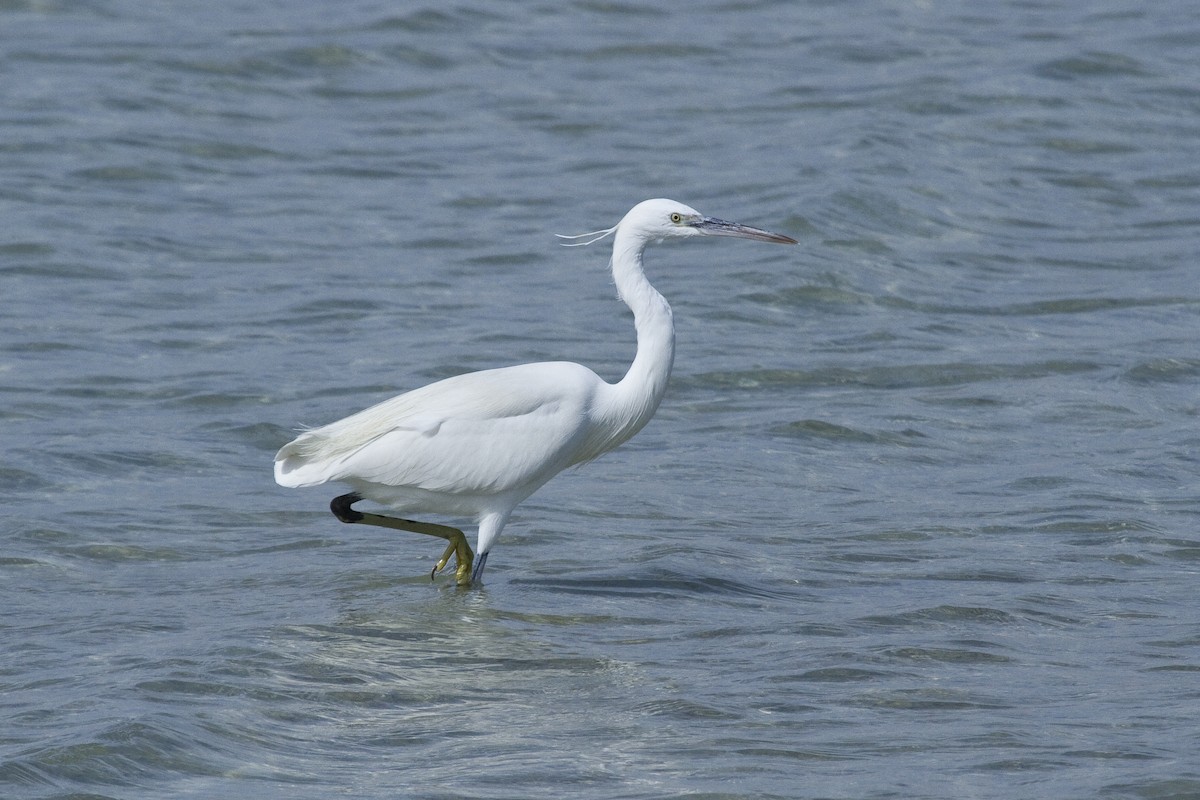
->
[3,1,1199,798]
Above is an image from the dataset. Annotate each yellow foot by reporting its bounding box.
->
[430,535,474,586]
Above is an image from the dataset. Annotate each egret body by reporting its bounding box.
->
[274,199,796,585]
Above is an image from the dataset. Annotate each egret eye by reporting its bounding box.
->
[670,213,682,224]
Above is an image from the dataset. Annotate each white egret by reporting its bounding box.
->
[274,198,796,585]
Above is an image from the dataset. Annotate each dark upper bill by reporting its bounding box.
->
[694,217,798,244]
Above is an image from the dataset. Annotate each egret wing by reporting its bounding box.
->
[274,362,601,493]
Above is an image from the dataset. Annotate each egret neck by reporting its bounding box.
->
[605,225,675,448]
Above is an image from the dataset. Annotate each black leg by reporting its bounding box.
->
[331,492,364,523]
[326,493,475,585]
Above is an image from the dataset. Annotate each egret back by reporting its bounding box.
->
[274,361,609,496]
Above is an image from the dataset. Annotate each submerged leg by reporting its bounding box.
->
[330,493,474,586]
[470,551,489,585]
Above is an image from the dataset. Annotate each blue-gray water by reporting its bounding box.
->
[3,1,1199,798]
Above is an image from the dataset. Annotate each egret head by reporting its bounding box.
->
[558,199,797,248]
[628,198,799,245]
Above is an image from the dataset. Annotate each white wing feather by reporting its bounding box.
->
[274,362,605,494]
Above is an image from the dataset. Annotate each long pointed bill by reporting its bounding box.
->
[695,217,798,244]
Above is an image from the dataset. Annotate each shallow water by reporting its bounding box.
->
[3,1,1199,798]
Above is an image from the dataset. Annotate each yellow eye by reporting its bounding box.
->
[670,213,682,223]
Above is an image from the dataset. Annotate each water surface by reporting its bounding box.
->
[2,1,1199,798]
